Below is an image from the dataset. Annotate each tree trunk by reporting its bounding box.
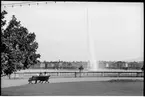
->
[8,74,11,79]
[79,70,81,77]
[14,71,16,79]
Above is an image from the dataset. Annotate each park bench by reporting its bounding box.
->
[28,75,50,84]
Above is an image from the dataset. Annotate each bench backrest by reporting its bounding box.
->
[31,75,50,80]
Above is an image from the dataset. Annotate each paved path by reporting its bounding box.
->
[1,77,143,88]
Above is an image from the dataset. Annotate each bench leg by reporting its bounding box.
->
[28,81,30,84]
[46,79,49,83]
[45,80,49,83]
[35,80,37,84]
[28,80,32,84]
[38,80,41,83]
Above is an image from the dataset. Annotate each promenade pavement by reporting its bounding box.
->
[1,77,143,88]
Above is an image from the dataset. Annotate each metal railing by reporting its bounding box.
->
[9,71,144,79]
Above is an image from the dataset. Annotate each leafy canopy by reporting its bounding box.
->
[1,10,41,77]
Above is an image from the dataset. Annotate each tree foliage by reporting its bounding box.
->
[78,65,84,72]
[1,10,41,77]
[141,64,144,71]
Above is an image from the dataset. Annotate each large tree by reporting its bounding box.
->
[1,10,41,78]
[141,64,144,71]
[1,10,8,76]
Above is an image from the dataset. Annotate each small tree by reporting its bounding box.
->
[79,65,84,72]
[78,65,84,77]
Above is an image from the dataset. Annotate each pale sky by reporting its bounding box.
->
[2,2,144,61]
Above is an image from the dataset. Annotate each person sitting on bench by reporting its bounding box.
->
[39,72,43,76]
[44,72,48,76]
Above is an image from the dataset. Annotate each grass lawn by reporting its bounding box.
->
[1,81,143,96]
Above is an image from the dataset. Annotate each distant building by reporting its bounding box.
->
[29,60,143,70]
[40,62,45,69]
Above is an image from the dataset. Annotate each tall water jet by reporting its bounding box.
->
[86,6,98,71]
[87,25,98,71]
